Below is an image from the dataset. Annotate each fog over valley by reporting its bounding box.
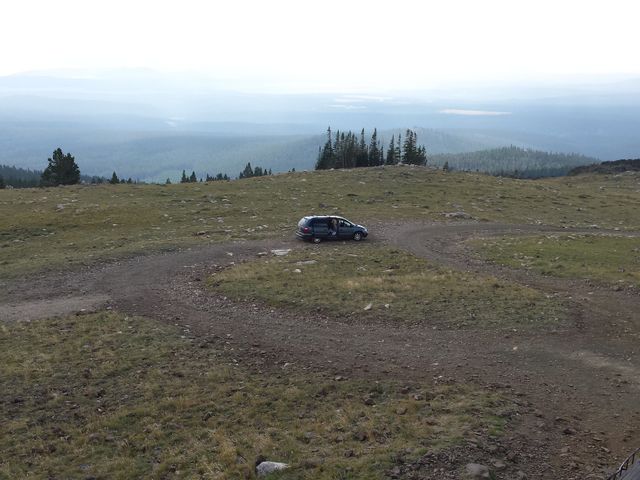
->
[2,70,640,181]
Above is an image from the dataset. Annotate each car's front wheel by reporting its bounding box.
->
[353,232,363,241]
[312,237,322,244]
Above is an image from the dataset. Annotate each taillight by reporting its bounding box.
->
[302,226,311,233]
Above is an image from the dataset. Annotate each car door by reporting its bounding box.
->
[337,219,355,239]
[312,218,329,238]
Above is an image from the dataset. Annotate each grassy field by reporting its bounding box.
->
[1,167,639,277]
[210,244,566,329]
[472,234,640,288]
[0,312,511,479]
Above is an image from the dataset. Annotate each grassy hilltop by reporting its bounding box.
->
[2,166,640,478]
[2,166,640,277]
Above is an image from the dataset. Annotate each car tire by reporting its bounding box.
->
[312,237,322,244]
[353,232,363,241]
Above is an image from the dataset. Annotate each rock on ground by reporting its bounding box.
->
[256,461,289,476]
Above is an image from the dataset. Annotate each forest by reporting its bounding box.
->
[315,128,427,170]
[0,164,106,188]
[429,146,597,178]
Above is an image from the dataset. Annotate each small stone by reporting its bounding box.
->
[395,406,407,415]
[464,463,491,479]
[363,302,373,311]
[256,461,289,476]
[492,460,506,470]
[354,431,368,442]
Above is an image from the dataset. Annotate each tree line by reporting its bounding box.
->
[429,146,597,179]
[0,148,272,190]
[315,127,427,170]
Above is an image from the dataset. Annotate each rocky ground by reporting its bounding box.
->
[2,221,638,479]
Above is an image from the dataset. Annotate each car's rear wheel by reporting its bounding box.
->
[312,237,322,244]
[353,232,363,241]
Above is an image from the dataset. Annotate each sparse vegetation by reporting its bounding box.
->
[210,244,567,329]
[1,167,639,277]
[472,234,640,288]
[0,312,510,479]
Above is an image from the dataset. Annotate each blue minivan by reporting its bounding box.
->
[296,216,368,243]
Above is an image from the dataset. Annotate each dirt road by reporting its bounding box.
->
[2,221,638,479]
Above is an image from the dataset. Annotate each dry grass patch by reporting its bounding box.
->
[210,244,567,329]
[0,312,513,479]
[472,233,640,289]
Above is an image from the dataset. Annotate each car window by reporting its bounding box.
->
[339,220,352,227]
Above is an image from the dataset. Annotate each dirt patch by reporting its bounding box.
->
[0,294,110,322]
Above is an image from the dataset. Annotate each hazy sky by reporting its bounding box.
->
[2,0,639,91]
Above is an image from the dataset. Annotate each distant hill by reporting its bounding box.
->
[568,159,640,176]
[429,146,597,178]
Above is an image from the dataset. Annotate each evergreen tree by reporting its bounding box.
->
[166,178,171,184]
[181,170,188,183]
[110,171,119,184]
[189,171,197,183]
[442,161,449,172]
[41,148,80,186]
[395,133,402,164]
[0,175,5,189]
[356,128,369,167]
[402,129,427,165]
[368,129,380,166]
[386,135,397,165]
[315,127,336,170]
[240,162,253,179]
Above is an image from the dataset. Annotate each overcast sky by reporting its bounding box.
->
[2,0,639,92]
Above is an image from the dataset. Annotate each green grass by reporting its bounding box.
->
[210,244,566,329]
[472,234,640,288]
[0,312,511,479]
[2,167,639,277]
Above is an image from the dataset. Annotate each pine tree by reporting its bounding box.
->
[356,128,368,167]
[109,171,119,184]
[41,148,80,186]
[396,133,402,164]
[165,178,171,184]
[240,162,253,179]
[386,135,396,165]
[0,175,5,189]
[442,161,449,172]
[368,128,380,166]
[315,127,336,170]
[189,171,197,183]
[181,170,188,183]
[402,129,427,165]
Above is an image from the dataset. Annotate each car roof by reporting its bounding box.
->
[304,215,348,220]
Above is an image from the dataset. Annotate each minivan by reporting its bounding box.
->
[296,216,368,243]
